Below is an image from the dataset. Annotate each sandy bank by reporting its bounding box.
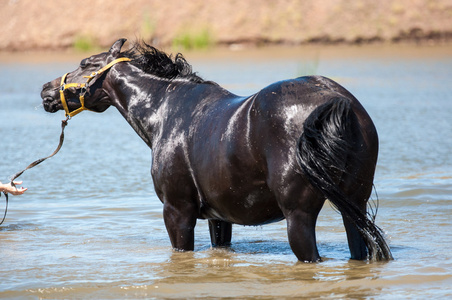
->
[1,0,452,51]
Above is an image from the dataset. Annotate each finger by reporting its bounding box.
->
[12,181,23,186]
[7,185,27,195]
[18,188,27,194]
[11,188,27,195]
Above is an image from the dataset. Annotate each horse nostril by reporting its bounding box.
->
[41,90,49,100]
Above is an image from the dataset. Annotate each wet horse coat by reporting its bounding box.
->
[41,39,392,262]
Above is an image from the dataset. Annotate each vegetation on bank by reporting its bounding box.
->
[72,31,215,52]
[172,29,214,50]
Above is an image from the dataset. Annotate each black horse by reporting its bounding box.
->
[41,39,392,262]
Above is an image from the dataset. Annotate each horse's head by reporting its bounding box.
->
[41,39,130,117]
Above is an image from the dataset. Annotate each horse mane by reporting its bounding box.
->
[122,41,214,84]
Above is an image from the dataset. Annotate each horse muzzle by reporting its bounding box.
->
[42,96,61,113]
[41,81,62,113]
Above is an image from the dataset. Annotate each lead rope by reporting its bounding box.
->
[0,193,8,226]
[0,116,69,225]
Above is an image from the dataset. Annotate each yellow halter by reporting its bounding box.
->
[59,57,131,118]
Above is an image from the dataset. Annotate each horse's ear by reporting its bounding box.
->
[109,38,127,55]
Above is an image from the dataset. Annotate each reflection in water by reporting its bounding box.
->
[121,250,387,299]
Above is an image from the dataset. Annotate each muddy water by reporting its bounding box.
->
[0,44,451,299]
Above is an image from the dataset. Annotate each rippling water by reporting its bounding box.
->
[1,45,451,299]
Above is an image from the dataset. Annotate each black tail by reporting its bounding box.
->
[296,97,393,261]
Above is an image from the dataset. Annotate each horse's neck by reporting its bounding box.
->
[108,71,195,148]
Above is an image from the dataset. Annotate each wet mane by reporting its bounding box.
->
[123,42,213,84]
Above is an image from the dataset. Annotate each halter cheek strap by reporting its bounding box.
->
[59,57,131,118]
[59,73,87,118]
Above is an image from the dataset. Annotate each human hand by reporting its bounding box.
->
[1,181,28,195]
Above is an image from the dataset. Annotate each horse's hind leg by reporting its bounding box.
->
[342,206,367,260]
[278,181,326,262]
[286,210,322,262]
[340,176,374,260]
[208,219,232,247]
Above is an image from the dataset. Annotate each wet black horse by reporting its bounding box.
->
[41,39,392,262]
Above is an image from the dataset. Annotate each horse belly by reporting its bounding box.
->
[200,182,284,226]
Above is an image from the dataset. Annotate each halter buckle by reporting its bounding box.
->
[80,86,87,96]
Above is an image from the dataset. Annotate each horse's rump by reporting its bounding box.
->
[297,97,392,260]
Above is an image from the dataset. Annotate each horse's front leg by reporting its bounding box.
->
[163,200,198,251]
[208,219,232,247]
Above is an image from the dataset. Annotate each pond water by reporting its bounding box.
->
[0,44,451,299]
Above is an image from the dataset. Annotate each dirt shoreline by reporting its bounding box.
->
[1,0,452,52]
[2,43,451,66]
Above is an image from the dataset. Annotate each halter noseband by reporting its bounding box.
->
[59,57,131,118]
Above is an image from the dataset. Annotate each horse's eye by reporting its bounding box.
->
[80,59,88,68]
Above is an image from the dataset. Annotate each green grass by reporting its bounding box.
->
[172,28,213,50]
[73,35,98,52]
[296,58,319,77]
[141,12,156,40]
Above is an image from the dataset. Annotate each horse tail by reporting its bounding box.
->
[296,97,393,261]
